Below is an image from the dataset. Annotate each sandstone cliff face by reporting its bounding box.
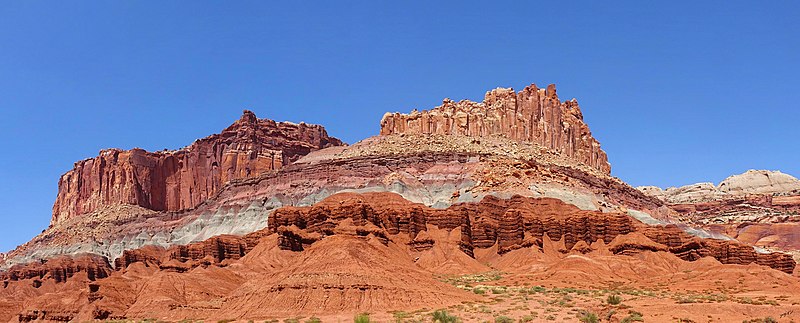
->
[266,193,794,273]
[0,255,111,284]
[380,84,610,174]
[51,110,344,225]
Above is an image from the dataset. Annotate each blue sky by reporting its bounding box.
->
[1,1,798,252]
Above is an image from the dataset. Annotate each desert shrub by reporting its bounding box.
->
[354,313,370,323]
[305,317,321,323]
[519,315,534,323]
[743,318,778,323]
[675,295,697,304]
[283,319,299,323]
[473,287,486,295]
[578,311,599,323]
[494,316,514,323]
[607,294,623,305]
[530,286,546,293]
[432,309,459,323]
[621,311,644,323]
[392,311,409,322]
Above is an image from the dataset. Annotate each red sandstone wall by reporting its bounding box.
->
[380,84,611,174]
[51,110,344,225]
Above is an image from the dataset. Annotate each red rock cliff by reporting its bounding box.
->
[380,84,610,174]
[51,110,344,225]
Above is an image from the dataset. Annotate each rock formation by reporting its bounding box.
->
[639,170,800,204]
[380,84,611,174]
[266,193,795,273]
[639,170,800,262]
[113,230,268,271]
[51,110,344,225]
[0,254,112,284]
[2,192,795,323]
[719,170,800,195]
[5,84,800,322]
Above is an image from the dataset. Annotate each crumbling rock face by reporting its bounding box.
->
[453,195,636,253]
[380,84,610,174]
[114,230,268,271]
[640,225,796,274]
[0,255,111,284]
[269,193,473,255]
[276,226,322,252]
[51,110,344,225]
[267,192,795,273]
[18,310,77,323]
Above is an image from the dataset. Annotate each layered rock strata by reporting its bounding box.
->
[267,193,794,273]
[113,230,268,271]
[51,110,344,225]
[380,84,611,174]
[6,139,667,270]
[639,170,800,255]
[2,192,796,322]
[5,192,792,295]
[639,170,800,204]
[0,255,112,284]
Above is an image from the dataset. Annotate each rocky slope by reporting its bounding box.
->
[1,192,797,322]
[639,170,800,258]
[380,84,610,174]
[51,110,344,225]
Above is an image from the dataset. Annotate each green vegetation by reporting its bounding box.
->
[578,311,599,323]
[431,309,459,323]
[439,271,503,286]
[491,287,506,294]
[621,311,644,323]
[304,317,321,323]
[494,316,514,323]
[743,318,778,323]
[391,311,410,322]
[354,313,371,323]
[606,294,623,305]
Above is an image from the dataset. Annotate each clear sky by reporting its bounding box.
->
[1,1,798,252]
